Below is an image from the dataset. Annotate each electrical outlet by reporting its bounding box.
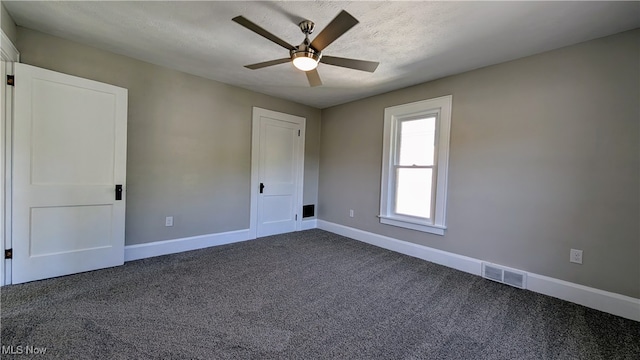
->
[570,249,583,264]
[165,216,174,227]
[349,209,354,218]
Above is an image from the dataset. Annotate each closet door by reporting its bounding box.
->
[12,63,127,284]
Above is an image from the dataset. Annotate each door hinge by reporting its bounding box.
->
[298,129,300,136]
[7,75,14,86]
[4,249,12,259]
[295,214,298,221]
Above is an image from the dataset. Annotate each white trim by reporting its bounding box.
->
[526,273,640,322]
[318,220,480,275]
[123,223,320,262]
[0,29,18,286]
[317,220,640,321]
[1,30,19,62]
[301,218,317,230]
[124,229,252,262]
[379,95,452,234]
[250,107,306,238]
[249,110,260,239]
[378,215,445,235]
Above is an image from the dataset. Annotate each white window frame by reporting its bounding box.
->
[379,95,452,235]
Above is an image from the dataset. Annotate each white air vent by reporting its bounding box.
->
[483,265,503,282]
[482,263,527,289]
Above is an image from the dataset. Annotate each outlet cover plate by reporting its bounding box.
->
[570,249,583,264]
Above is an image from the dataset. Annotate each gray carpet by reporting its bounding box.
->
[1,229,638,359]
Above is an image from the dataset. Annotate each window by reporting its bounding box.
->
[379,95,452,235]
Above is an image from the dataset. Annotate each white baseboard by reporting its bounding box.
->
[125,229,252,262]
[526,273,640,322]
[317,220,640,322]
[317,220,482,276]
[301,218,317,230]
[124,220,322,262]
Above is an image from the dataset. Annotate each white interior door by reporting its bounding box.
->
[251,108,305,238]
[11,63,127,284]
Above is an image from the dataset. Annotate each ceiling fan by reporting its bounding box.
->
[232,10,379,87]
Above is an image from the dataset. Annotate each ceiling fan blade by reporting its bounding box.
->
[320,56,379,73]
[245,58,291,70]
[310,10,359,52]
[306,69,322,87]
[232,16,295,50]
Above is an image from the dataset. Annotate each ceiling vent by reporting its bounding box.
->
[482,263,527,289]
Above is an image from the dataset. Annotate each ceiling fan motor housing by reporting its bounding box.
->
[291,20,321,71]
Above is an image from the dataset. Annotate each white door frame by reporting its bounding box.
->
[249,107,305,239]
[0,30,19,286]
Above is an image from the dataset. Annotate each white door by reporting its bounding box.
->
[251,108,305,238]
[11,63,127,284]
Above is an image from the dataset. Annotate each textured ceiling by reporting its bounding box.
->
[4,1,640,109]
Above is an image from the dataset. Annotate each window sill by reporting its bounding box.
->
[378,215,446,235]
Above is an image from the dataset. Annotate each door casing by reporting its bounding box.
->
[0,30,19,286]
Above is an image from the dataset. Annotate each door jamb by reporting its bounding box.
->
[1,30,19,286]
[249,107,305,239]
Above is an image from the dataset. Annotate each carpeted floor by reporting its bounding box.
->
[1,229,638,359]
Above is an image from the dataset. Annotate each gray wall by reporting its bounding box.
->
[16,27,321,246]
[319,29,639,298]
[12,24,640,299]
[1,2,17,44]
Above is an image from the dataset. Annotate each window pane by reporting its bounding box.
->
[398,117,436,166]
[395,168,432,219]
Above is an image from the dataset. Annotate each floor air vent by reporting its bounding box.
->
[482,263,526,289]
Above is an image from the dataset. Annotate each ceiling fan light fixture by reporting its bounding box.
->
[292,51,320,71]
